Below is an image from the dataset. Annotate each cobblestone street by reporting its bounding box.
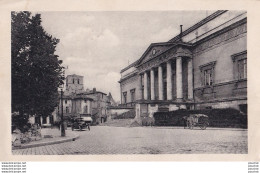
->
[12,126,247,155]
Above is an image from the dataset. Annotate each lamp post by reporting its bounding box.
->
[59,84,66,137]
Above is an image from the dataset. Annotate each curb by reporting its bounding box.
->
[12,134,80,150]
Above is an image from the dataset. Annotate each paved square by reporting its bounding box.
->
[12,126,247,155]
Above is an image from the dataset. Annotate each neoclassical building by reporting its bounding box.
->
[119,10,247,118]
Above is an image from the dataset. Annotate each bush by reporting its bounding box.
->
[153,108,247,128]
[12,113,31,133]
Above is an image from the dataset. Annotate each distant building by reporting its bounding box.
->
[119,11,247,118]
[65,74,84,94]
[53,74,116,124]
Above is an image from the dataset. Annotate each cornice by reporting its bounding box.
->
[194,17,247,48]
[168,10,228,42]
[118,71,138,83]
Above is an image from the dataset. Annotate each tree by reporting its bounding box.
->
[11,11,64,126]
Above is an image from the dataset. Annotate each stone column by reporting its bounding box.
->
[167,61,173,100]
[150,69,155,100]
[176,57,183,100]
[158,65,163,100]
[138,74,142,100]
[143,71,148,100]
[188,58,193,99]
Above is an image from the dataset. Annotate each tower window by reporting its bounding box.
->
[78,79,80,84]
[73,79,74,84]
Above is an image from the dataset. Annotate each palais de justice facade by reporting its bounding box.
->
[119,10,247,118]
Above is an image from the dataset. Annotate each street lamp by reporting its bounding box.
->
[59,83,66,137]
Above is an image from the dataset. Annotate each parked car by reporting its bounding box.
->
[71,117,90,131]
[82,116,92,124]
[183,114,209,130]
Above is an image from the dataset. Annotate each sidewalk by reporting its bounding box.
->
[12,128,79,150]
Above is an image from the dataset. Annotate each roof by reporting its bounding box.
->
[84,90,107,95]
[59,92,94,101]
[120,10,227,72]
[66,74,84,78]
[120,42,177,73]
[168,10,227,42]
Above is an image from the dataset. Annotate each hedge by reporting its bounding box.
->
[153,108,247,128]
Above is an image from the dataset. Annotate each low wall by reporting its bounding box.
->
[107,107,133,119]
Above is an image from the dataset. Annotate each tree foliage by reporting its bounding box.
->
[11,11,64,120]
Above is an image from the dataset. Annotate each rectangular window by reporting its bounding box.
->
[130,89,136,102]
[200,61,216,86]
[204,69,213,86]
[84,106,88,114]
[238,59,247,79]
[123,92,127,104]
[231,50,247,80]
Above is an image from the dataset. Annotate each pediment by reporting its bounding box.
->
[136,42,176,66]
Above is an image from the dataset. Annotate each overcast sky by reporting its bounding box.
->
[39,11,214,102]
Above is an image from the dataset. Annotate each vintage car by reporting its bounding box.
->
[183,114,209,130]
[71,117,90,131]
[82,116,93,124]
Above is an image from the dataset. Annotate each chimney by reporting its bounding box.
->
[180,25,183,42]
[93,88,96,93]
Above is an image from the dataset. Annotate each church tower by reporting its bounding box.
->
[65,74,84,94]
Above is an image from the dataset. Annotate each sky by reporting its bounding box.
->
[39,11,214,102]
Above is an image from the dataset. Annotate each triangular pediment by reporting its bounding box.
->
[136,42,176,66]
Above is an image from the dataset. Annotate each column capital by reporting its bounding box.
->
[167,59,173,64]
[187,56,193,61]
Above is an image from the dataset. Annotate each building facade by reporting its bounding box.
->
[119,11,247,118]
[53,74,116,124]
